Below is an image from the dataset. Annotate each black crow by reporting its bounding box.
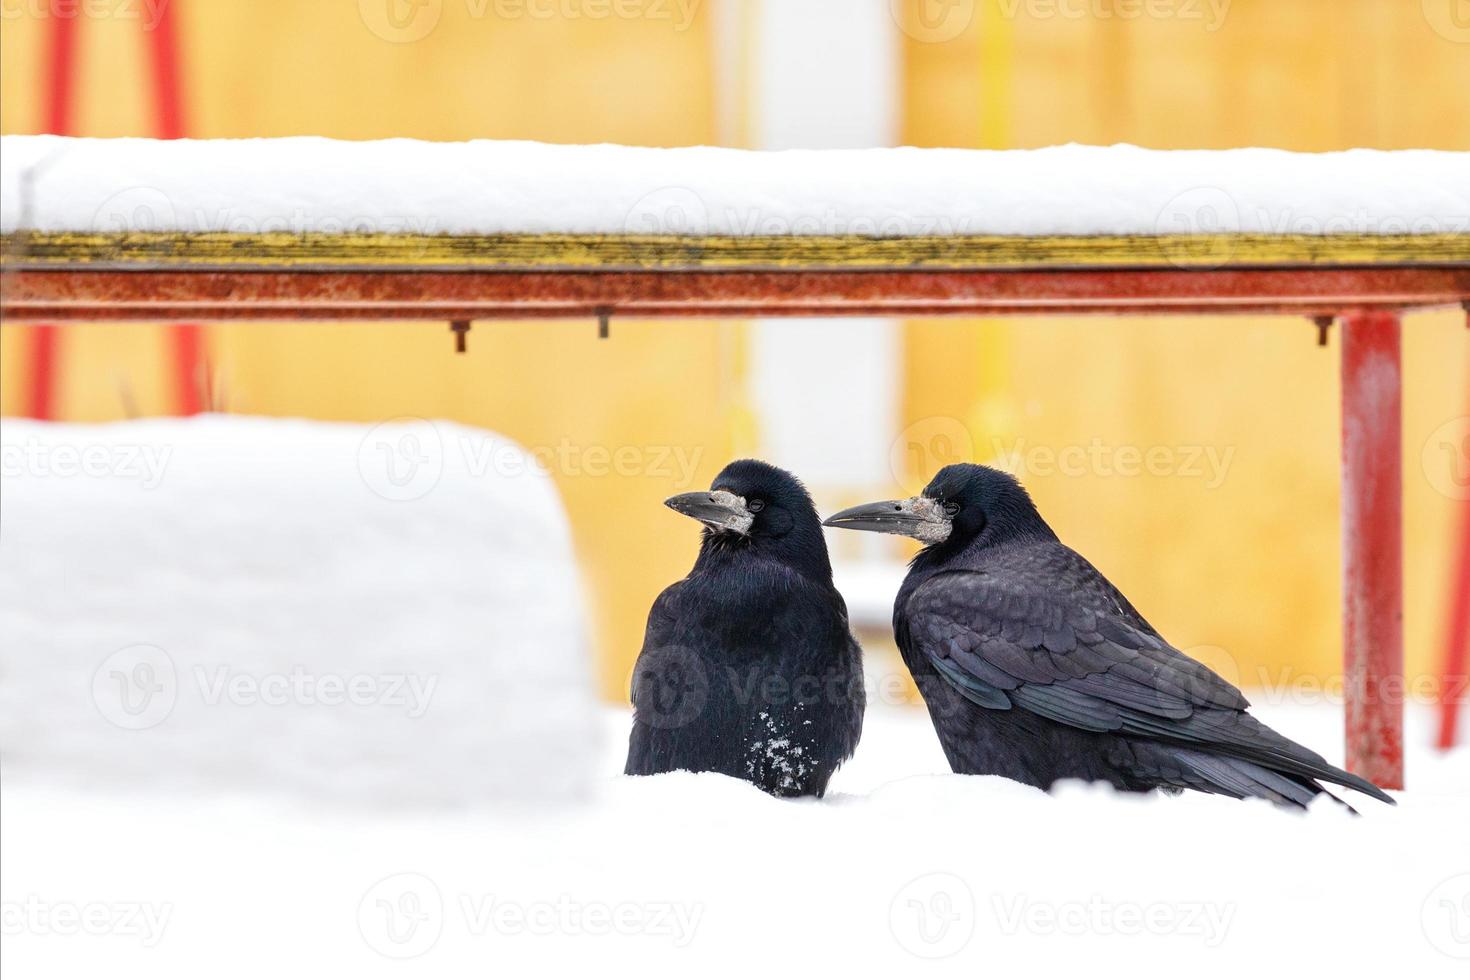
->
[824,463,1392,809]
[625,460,864,797]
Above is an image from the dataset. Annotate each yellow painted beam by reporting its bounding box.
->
[5,231,1467,270]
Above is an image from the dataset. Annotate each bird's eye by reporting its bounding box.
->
[748,499,765,513]
[942,501,960,517]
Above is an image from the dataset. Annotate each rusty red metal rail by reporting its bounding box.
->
[2,266,1467,321]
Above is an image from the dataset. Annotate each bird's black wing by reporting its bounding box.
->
[906,566,1393,803]
[625,580,717,777]
[629,582,682,702]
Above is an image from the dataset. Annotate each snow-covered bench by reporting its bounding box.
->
[2,136,1466,261]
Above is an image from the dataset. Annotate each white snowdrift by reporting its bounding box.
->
[2,135,1466,238]
[1,704,1465,979]
[0,416,600,807]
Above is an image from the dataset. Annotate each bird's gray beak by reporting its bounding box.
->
[823,496,951,544]
[665,489,754,536]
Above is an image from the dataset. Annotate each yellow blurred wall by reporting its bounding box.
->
[2,0,1466,700]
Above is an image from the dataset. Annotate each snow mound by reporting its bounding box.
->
[2,135,1466,238]
[1,705,1466,979]
[0,416,600,807]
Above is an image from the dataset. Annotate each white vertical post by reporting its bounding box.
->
[743,0,902,499]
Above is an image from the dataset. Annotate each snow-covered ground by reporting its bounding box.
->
[3,702,1467,979]
[3,135,1467,238]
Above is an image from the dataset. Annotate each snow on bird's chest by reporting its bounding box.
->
[744,708,816,793]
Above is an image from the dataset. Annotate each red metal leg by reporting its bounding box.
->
[1341,309,1405,788]
[171,320,206,414]
[144,0,205,415]
[43,5,78,135]
[144,0,186,141]
[1437,496,1470,750]
[27,9,80,420]
[1435,328,1470,751]
[24,327,60,420]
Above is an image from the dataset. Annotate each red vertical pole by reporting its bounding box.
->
[1436,501,1470,750]
[144,0,205,415]
[144,3,186,141]
[27,10,81,420]
[1435,329,1470,751]
[170,320,205,415]
[1340,309,1405,789]
[25,329,60,420]
[44,7,79,134]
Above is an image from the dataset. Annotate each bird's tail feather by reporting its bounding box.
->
[1171,749,1323,810]
[1216,732,1396,806]
[1133,707,1398,806]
